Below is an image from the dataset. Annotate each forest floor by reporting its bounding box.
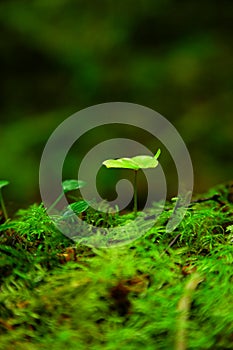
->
[0,181,233,350]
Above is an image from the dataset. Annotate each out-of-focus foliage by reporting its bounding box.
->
[0,0,232,207]
[0,184,233,349]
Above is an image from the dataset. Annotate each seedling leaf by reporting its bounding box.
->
[102,149,161,214]
[103,158,140,170]
[62,179,86,193]
[68,200,90,214]
[0,180,9,189]
[102,149,161,170]
[130,155,158,169]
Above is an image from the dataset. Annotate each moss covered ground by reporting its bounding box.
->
[0,182,233,350]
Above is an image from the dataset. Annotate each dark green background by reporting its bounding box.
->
[0,0,232,210]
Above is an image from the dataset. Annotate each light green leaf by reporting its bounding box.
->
[62,179,86,193]
[68,200,90,214]
[131,155,158,169]
[0,180,9,189]
[103,158,140,170]
[102,149,161,170]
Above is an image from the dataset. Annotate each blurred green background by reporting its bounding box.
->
[0,0,232,211]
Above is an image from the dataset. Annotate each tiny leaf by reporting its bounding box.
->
[62,200,90,217]
[68,200,90,214]
[131,155,158,169]
[62,179,86,193]
[102,149,161,170]
[0,180,9,189]
[103,158,140,170]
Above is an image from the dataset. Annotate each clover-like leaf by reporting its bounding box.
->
[62,179,86,193]
[102,149,161,215]
[102,149,161,170]
[103,158,140,170]
[131,153,160,169]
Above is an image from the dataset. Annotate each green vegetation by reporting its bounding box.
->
[48,179,86,213]
[0,181,10,221]
[0,180,233,349]
[103,149,161,214]
[1,3,232,348]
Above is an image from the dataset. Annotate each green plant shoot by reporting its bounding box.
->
[64,200,90,217]
[102,149,161,215]
[48,179,86,213]
[0,180,10,221]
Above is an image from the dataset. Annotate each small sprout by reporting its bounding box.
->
[102,149,161,170]
[102,149,161,215]
[62,179,86,193]
[0,180,10,221]
[65,200,90,216]
[48,179,86,212]
[0,180,9,188]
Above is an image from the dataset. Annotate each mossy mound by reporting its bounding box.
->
[0,182,233,350]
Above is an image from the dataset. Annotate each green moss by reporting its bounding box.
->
[0,182,233,349]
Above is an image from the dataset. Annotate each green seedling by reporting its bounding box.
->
[48,179,86,212]
[102,149,161,215]
[63,200,90,219]
[0,180,10,221]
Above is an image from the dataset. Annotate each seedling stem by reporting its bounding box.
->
[47,193,64,213]
[0,181,10,221]
[133,170,138,216]
[0,190,8,221]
